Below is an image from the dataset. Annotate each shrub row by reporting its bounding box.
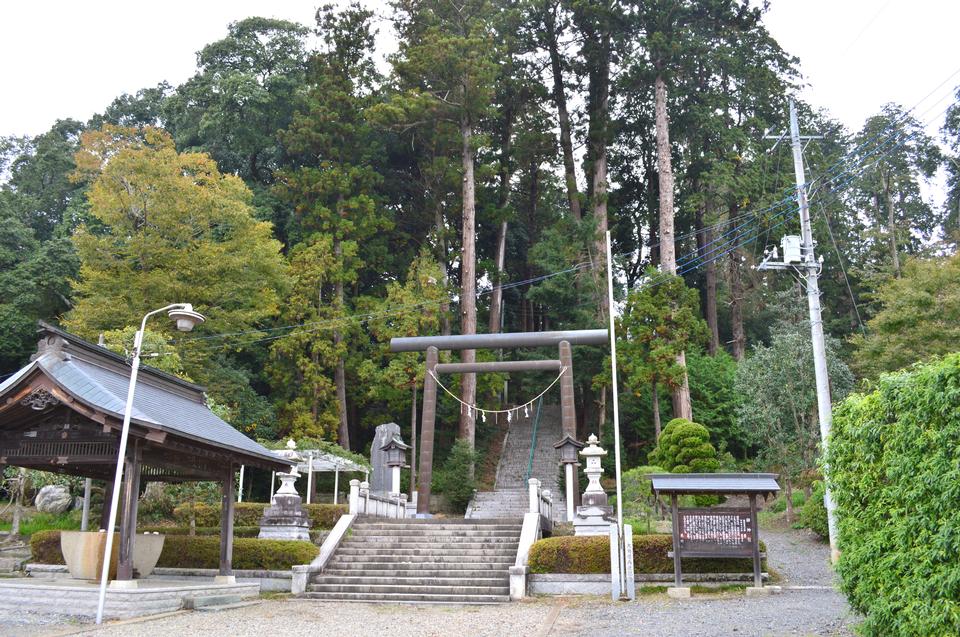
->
[137,526,261,538]
[171,502,346,529]
[30,530,318,570]
[528,534,765,574]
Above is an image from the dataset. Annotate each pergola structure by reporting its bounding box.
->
[0,324,291,582]
[390,329,608,514]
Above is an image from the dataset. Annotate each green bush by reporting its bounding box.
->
[798,482,827,538]
[827,353,960,636]
[649,419,720,473]
[29,530,318,570]
[433,439,478,513]
[138,526,260,537]
[172,502,346,529]
[30,530,65,565]
[528,534,764,574]
[769,490,806,514]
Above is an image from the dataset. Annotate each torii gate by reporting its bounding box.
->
[390,329,608,515]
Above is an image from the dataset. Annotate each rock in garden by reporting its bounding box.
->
[35,485,72,514]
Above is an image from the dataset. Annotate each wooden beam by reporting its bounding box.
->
[219,464,236,576]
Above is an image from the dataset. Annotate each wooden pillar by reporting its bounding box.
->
[671,494,682,588]
[100,479,114,531]
[417,346,439,515]
[219,465,236,577]
[558,340,581,507]
[117,442,141,580]
[750,494,762,588]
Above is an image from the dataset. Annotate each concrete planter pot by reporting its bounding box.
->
[60,532,165,580]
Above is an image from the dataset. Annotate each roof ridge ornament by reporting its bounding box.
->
[32,335,72,362]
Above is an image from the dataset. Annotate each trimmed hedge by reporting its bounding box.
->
[528,534,765,575]
[172,502,346,529]
[30,530,318,570]
[827,353,960,637]
[138,526,260,538]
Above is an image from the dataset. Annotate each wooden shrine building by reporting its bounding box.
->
[0,323,291,582]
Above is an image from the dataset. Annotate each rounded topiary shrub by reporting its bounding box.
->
[828,353,960,637]
[649,418,720,473]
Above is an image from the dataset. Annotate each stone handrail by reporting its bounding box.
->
[527,478,553,533]
[291,512,355,594]
[349,479,408,519]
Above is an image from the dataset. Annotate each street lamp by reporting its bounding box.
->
[96,303,205,624]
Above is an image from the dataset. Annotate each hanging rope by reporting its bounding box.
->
[428,367,566,423]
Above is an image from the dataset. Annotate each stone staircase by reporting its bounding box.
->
[466,403,566,521]
[304,519,520,604]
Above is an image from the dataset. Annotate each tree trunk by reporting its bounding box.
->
[11,469,24,537]
[436,205,452,336]
[654,74,676,273]
[651,379,662,441]
[884,175,901,277]
[544,3,581,221]
[458,112,477,456]
[489,104,514,334]
[785,480,795,523]
[584,22,611,322]
[697,203,720,355]
[729,205,746,361]
[654,73,692,419]
[333,237,350,450]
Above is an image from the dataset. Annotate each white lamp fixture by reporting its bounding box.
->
[95,303,205,624]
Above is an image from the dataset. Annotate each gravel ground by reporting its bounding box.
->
[0,527,857,637]
[762,527,838,587]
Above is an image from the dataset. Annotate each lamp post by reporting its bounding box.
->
[554,435,584,522]
[96,303,205,625]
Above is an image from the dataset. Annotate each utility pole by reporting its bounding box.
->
[759,99,839,563]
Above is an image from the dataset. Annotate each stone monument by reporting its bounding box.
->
[258,469,311,540]
[370,422,401,494]
[573,434,614,536]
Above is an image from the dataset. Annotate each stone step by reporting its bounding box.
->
[183,594,243,610]
[307,583,510,596]
[341,541,520,551]
[350,529,520,538]
[354,519,515,526]
[302,592,509,604]
[329,556,514,567]
[315,576,508,587]
[321,568,510,579]
[196,600,262,613]
[334,548,516,558]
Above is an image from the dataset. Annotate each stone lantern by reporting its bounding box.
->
[573,433,613,536]
[258,467,311,541]
[554,434,584,522]
[380,435,410,496]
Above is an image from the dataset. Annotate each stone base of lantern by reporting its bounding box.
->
[258,490,311,541]
[573,504,614,537]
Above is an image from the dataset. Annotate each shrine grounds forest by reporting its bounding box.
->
[3,2,960,498]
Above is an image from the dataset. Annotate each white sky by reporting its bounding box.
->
[0,0,957,140]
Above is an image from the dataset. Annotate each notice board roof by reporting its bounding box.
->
[649,473,780,497]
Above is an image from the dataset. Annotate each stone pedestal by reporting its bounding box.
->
[574,434,614,536]
[258,472,310,541]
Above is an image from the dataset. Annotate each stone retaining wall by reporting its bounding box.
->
[528,572,768,595]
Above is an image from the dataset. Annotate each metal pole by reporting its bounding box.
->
[96,326,144,624]
[605,231,628,600]
[237,465,244,503]
[333,465,339,504]
[789,99,839,563]
[80,478,92,531]
[306,452,314,505]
